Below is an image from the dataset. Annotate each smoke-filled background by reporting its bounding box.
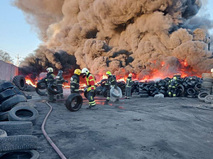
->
[14,0,213,79]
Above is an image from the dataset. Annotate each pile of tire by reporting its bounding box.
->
[0,81,40,158]
[137,76,202,98]
[198,73,213,104]
[12,75,36,92]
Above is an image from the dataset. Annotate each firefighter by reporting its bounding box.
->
[81,68,96,109]
[168,76,178,97]
[104,71,117,105]
[70,69,81,94]
[125,73,133,99]
[55,70,67,99]
[45,67,56,102]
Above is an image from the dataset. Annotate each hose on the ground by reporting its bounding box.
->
[41,102,67,159]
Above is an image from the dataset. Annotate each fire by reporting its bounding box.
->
[25,77,37,87]
[25,58,201,89]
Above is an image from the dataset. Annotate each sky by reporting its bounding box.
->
[0,0,213,65]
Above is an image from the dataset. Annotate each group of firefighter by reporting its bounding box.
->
[44,67,179,108]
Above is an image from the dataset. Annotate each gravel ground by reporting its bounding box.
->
[27,89,213,159]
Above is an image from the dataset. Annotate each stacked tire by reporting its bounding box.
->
[198,73,213,104]
[0,81,40,158]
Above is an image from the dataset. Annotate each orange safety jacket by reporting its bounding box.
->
[86,73,96,91]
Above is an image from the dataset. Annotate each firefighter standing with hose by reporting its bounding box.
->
[168,76,178,97]
[104,71,117,105]
[81,68,96,109]
[70,69,81,94]
[125,73,133,99]
[45,67,56,102]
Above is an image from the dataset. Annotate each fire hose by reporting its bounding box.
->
[41,102,67,159]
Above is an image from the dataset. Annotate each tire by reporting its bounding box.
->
[198,91,210,101]
[0,89,16,104]
[0,95,27,112]
[194,83,201,91]
[110,87,122,98]
[202,73,212,78]
[47,84,60,95]
[12,75,27,91]
[0,82,15,93]
[65,94,83,112]
[186,88,196,96]
[0,121,32,136]
[204,95,213,104]
[0,135,38,152]
[0,111,8,121]
[12,87,26,97]
[35,87,47,96]
[8,106,38,125]
[0,129,7,137]
[0,150,39,159]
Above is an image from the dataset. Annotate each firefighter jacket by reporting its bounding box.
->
[168,79,178,88]
[70,74,80,92]
[126,77,133,87]
[86,73,96,91]
[45,72,55,84]
[105,75,117,88]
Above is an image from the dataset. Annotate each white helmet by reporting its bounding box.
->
[81,68,89,74]
[46,67,53,73]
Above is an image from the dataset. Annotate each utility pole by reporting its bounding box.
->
[15,54,20,66]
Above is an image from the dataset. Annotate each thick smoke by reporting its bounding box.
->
[14,0,213,78]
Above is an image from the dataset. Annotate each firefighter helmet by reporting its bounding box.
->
[82,68,89,74]
[106,71,112,75]
[46,67,53,73]
[128,73,132,77]
[74,69,81,75]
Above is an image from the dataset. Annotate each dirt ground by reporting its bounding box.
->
[27,89,213,159]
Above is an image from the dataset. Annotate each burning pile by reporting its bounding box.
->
[14,0,213,79]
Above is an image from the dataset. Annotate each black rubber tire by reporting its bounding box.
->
[0,95,27,112]
[0,129,7,137]
[204,95,213,104]
[0,111,8,121]
[0,121,32,136]
[12,87,27,97]
[8,106,38,125]
[47,84,61,95]
[194,83,201,91]
[12,75,27,91]
[0,150,39,159]
[0,89,16,104]
[198,91,210,101]
[0,82,15,93]
[35,87,47,96]
[0,135,38,152]
[186,88,196,96]
[65,94,83,112]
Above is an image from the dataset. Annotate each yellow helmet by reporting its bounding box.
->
[128,73,132,77]
[74,69,81,75]
[106,71,112,75]
[46,67,53,73]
